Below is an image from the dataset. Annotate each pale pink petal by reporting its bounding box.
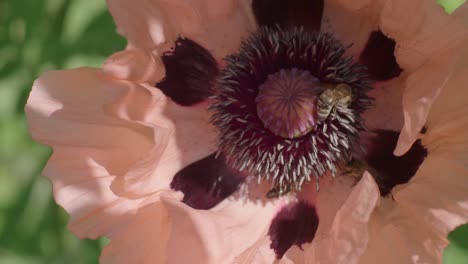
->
[394,39,468,155]
[304,173,380,264]
[360,112,468,263]
[362,75,406,132]
[281,246,306,264]
[107,0,256,61]
[452,3,468,28]
[301,175,356,241]
[102,48,165,84]
[379,0,467,71]
[321,0,383,57]
[233,175,356,264]
[100,199,172,264]
[359,199,445,264]
[44,147,173,239]
[423,43,468,140]
[25,68,211,237]
[392,150,468,242]
[102,183,286,264]
[106,0,178,51]
[110,97,218,197]
[376,1,468,155]
[163,188,283,263]
[233,239,300,264]
[233,237,278,264]
[25,68,164,238]
[264,174,363,264]
[184,0,257,61]
[26,68,153,153]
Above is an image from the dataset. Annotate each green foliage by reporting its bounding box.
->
[0,0,124,263]
[0,0,466,263]
[445,224,468,264]
[437,0,466,13]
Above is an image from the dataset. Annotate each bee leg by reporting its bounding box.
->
[342,157,367,177]
[266,184,292,198]
[266,187,280,199]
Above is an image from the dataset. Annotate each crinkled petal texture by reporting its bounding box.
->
[25,68,216,238]
[323,0,405,133]
[303,173,380,264]
[106,0,257,61]
[100,184,285,264]
[360,39,468,263]
[319,8,467,264]
[323,0,468,149]
[382,0,468,155]
[100,175,375,264]
[102,48,166,84]
[397,42,468,233]
[321,0,383,57]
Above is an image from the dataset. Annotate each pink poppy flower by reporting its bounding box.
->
[25,0,468,263]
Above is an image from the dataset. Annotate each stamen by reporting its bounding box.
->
[210,27,373,196]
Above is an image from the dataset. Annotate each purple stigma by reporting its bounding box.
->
[256,69,321,139]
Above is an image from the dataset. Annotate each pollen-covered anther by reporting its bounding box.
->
[256,69,321,138]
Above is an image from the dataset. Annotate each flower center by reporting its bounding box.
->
[210,27,373,196]
[256,69,320,139]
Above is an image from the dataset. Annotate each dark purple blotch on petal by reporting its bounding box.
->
[156,37,219,106]
[365,130,427,196]
[252,0,324,32]
[170,153,244,210]
[359,31,402,81]
[420,126,427,134]
[268,201,319,259]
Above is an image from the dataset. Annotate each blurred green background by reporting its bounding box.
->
[0,0,124,263]
[0,0,466,263]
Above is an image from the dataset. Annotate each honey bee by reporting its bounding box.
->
[342,157,367,178]
[317,83,353,121]
[266,184,291,198]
